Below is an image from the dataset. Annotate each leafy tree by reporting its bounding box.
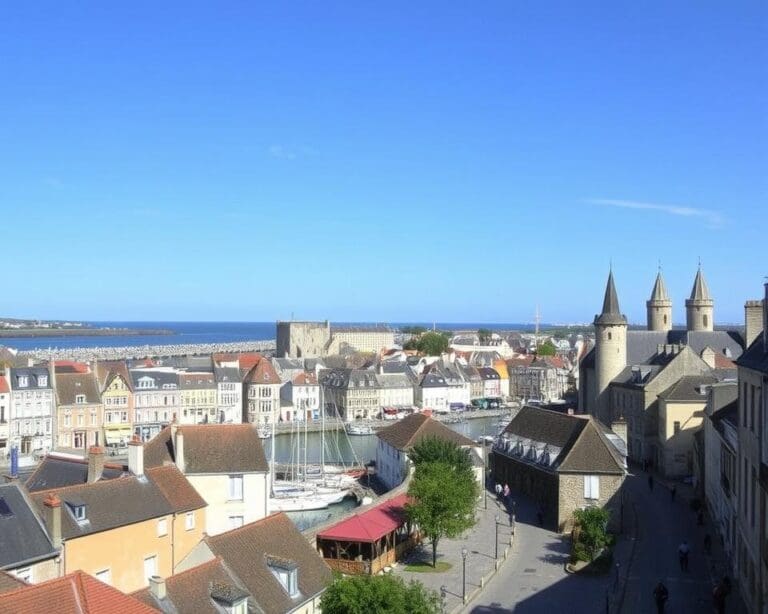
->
[401,326,428,336]
[477,328,493,345]
[320,574,440,614]
[536,339,557,356]
[403,338,419,351]
[416,331,450,356]
[407,460,478,567]
[573,507,610,561]
[409,436,473,474]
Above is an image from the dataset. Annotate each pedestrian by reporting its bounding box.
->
[653,580,669,613]
[704,533,712,555]
[495,483,502,500]
[503,483,510,505]
[697,509,704,526]
[670,485,676,502]
[648,474,654,491]
[678,540,690,572]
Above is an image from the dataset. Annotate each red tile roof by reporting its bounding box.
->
[317,494,410,543]
[714,352,736,369]
[54,361,90,374]
[244,357,281,385]
[0,376,9,394]
[145,465,207,512]
[0,571,160,613]
[292,372,318,385]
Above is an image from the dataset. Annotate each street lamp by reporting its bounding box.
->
[461,547,468,603]
[494,514,500,559]
[440,585,447,614]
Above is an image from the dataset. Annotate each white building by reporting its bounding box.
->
[478,367,502,399]
[242,356,282,426]
[281,372,320,422]
[0,372,10,459]
[416,372,449,413]
[9,367,54,458]
[376,373,414,412]
[143,424,270,536]
[131,367,180,441]
[214,361,243,424]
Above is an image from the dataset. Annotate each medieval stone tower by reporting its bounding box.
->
[647,270,672,331]
[685,267,714,332]
[594,271,628,425]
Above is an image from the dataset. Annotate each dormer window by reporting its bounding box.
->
[138,377,154,389]
[66,499,87,522]
[17,375,28,388]
[266,555,300,598]
[38,375,48,387]
[75,394,86,404]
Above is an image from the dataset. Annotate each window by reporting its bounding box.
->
[228,475,243,500]
[584,475,600,500]
[673,421,681,435]
[75,394,86,404]
[157,518,168,537]
[703,314,708,328]
[70,503,87,521]
[268,558,299,598]
[38,375,48,387]
[185,511,195,531]
[143,555,157,582]
[13,567,32,583]
[229,515,244,529]
[95,569,111,585]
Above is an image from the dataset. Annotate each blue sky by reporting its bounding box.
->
[0,2,765,324]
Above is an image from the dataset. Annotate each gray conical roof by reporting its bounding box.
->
[650,271,670,301]
[689,268,712,302]
[595,271,627,326]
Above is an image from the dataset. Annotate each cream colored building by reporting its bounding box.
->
[327,327,395,355]
[179,371,217,425]
[97,361,134,446]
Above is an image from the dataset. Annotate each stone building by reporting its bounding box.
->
[507,355,570,402]
[491,406,626,532]
[276,321,331,359]
[242,355,282,426]
[131,368,180,442]
[320,369,379,421]
[326,326,395,355]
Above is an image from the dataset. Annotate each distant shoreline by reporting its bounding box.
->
[0,327,175,338]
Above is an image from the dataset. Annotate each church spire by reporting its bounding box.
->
[595,271,627,326]
[650,271,669,301]
[686,265,714,331]
[689,267,712,301]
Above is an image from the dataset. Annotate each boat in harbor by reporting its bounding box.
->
[257,425,271,439]
[346,423,375,436]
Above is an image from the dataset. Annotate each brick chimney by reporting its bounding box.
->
[128,435,144,477]
[745,300,764,350]
[87,446,105,484]
[43,493,62,549]
[148,575,167,600]
[174,428,185,473]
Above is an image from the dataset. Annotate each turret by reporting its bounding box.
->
[685,267,714,331]
[647,270,672,332]
[593,271,628,424]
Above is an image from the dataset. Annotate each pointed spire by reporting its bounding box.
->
[689,267,712,301]
[650,271,669,301]
[595,271,627,326]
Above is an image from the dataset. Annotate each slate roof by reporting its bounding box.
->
[375,373,411,389]
[26,455,126,492]
[204,513,332,614]
[594,271,627,326]
[0,570,160,613]
[56,372,102,406]
[178,371,216,390]
[649,271,670,301]
[130,369,179,390]
[736,334,768,374]
[10,367,51,390]
[144,425,269,474]
[0,483,58,569]
[659,375,718,401]
[477,367,500,381]
[133,557,248,614]
[95,361,133,392]
[376,413,475,451]
[420,372,447,388]
[213,365,241,384]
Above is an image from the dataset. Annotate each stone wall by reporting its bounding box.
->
[276,322,331,358]
[557,473,624,533]
[491,453,558,517]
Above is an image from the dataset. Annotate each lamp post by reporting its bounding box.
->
[440,585,446,614]
[494,514,500,559]
[461,547,468,603]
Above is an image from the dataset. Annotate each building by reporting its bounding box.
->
[415,371,449,414]
[492,406,626,532]
[178,371,217,425]
[281,372,320,422]
[96,360,134,447]
[26,447,127,492]
[276,321,331,359]
[477,367,502,399]
[174,512,333,614]
[375,373,415,414]
[213,356,243,424]
[131,368,180,441]
[242,355,282,426]
[457,361,484,400]
[0,482,60,584]
[9,366,54,458]
[327,326,395,355]
[733,283,768,613]
[0,371,10,460]
[29,443,207,593]
[143,424,270,536]
[507,355,570,402]
[375,412,479,491]
[493,359,510,400]
[55,367,104,451]
[0,571,160,613]
[320,369,380,421]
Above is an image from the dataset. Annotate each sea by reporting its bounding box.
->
[2,321,539,351]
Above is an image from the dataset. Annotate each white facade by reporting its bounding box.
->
[186,472,270,536]
[216,380,243,423]
[0,374,9,459]
[246,382,282,426]
[283,382,319,422]
[376,438,410,491]
[482,378,501,399]
[418,385,449,413]
[9,368,54,457]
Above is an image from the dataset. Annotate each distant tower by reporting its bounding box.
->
[593,271,628,425]
[685,266,714,332]
[647,269,672,331]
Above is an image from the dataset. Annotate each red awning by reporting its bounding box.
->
[317,494,410,543]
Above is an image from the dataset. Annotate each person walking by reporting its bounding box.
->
[648,474,654,491]
[653,581,669,613]
[678,540,690,572]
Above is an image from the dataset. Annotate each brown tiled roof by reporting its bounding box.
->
[0,570,159,613]
[133,557,248,613]
[292,372,318,385]
[205,513,332,614]
[244,358,281,385]
[502,406,584,448]
[556,420,626,474]
[145,465,207,513]
[0,571,27,595]
[506,356,535,368]
[376,413,476,452]
[144,425,269,474]
[56,372,102,406]
[95,360,133,392]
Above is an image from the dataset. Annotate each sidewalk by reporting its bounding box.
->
[393,489,515,613]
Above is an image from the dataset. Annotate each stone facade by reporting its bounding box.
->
[276,321,331,359]
[557,473,624,532]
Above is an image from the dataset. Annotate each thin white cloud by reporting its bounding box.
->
[584,198,724,229]
[268,145,317,160]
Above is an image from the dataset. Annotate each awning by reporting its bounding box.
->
[317,494,410,543]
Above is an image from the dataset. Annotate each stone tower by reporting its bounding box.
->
[647,270,672,331]
[685,267,714,332]
[594,271,628,425]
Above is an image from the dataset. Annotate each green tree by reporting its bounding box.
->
[416,331,450,356]
[401,325,428,336]
[477,328,493,345]
[536,339,557,356]
[573,507,610,561]
[407,460,478,567]
[320,574,440,614]
[408,436,473,474]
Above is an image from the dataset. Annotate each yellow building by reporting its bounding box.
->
[55,368,104,451]
[179,371,218,425]
[97,361,134,446]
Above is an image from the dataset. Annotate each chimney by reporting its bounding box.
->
[43,493,62,549]
[175,428,185,473]
[148,575,167,600]
[128,435,144,477]
[745,300,764,349]
[86,446,105,484]
[764,283,768,354]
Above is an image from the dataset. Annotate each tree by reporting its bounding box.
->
[536,339,557,356]
[573,507,610,561]
[416,331,450,356]
[407,459,478,567]
[477,328,493,345]
[401,326,427,336]
[408,436,473,474]
[320,574,440,614]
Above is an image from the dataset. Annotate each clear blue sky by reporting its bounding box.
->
[1,2,765,324]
